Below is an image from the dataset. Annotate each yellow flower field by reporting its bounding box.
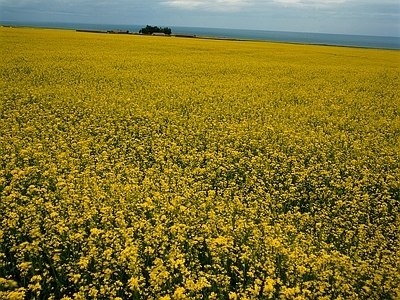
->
[0,27,399,299]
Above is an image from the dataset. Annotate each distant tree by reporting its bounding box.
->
[162,27,172,35]
[139,25,172,35]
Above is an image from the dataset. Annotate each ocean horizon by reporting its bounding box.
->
[1,20,400,50]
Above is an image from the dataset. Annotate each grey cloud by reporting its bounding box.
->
[0,0,399,36]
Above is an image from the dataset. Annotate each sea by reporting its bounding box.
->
[1,20,399,50]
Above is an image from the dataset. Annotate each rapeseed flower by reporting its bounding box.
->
[0,26,399,299]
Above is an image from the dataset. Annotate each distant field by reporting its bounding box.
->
[0,27,399,299]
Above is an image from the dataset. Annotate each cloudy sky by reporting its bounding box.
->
[0,0,399,37]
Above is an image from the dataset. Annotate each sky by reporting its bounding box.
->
[0,0,399,37]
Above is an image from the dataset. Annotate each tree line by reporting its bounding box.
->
[139,25,172,35]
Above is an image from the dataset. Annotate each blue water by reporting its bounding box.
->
[1,20,399,50]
